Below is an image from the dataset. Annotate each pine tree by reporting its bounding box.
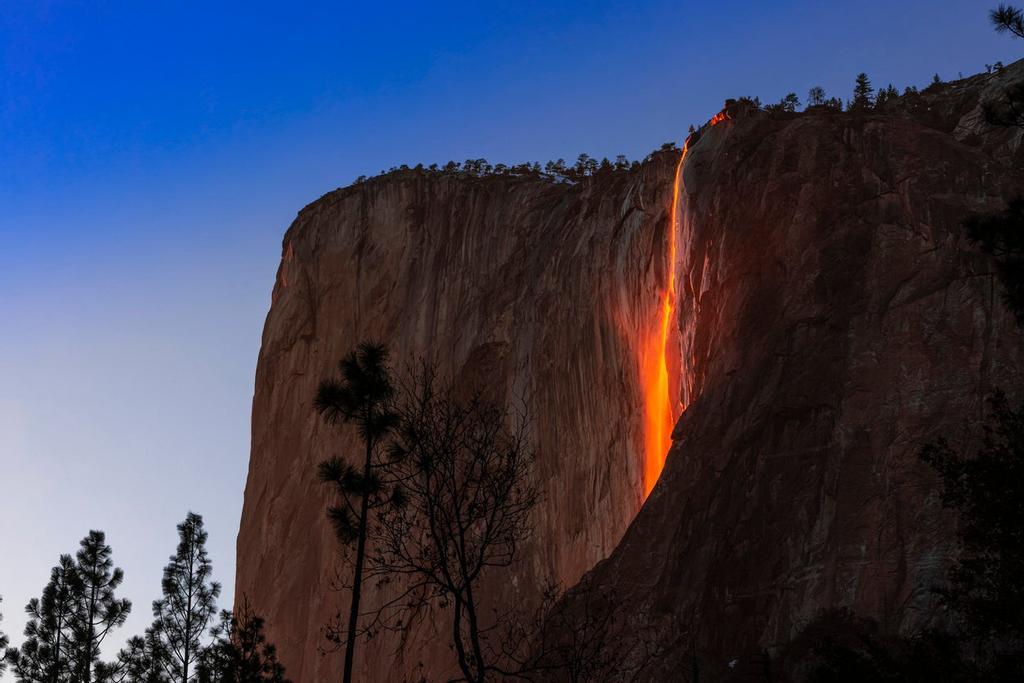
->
[153,513,221,682]
[196,598,289,683]
[7,555,82,682]
[314,342,400,683]
[100,627,170,683]
[74,531,132,681]
[992,4,1024,38]
[850,73,874,111]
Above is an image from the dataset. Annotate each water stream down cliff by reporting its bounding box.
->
[238,62,1024,681]
[639,146,685,496]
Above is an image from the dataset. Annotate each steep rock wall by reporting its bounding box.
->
[573,67,1024,676]
[240,63,1024,681]
[236,157,681,681]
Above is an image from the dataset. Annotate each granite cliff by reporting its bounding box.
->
[237,63,1024,680]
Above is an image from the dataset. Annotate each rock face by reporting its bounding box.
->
[566,66,1024,676]
[236,155,681,681]
[237,64,1024,681]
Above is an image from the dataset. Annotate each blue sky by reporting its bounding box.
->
[0,0,1018,668]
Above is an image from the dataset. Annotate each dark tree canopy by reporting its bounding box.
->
[100,627,171,683]
[920,393,1024,645]
[196,598,289,683]
[966,197,1024,323]
[992,3,1024,38]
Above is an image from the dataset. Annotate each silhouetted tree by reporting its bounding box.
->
[99,628,170,683]
[807,86,826,107]
[965,197,1024,323]
[196,597,288,683]
[153,513,221,682]
[850,73,874,111]
[371,367,539,682]
[6,555,82,682]
[920,392,1024,674]
[74,531,132,681]
[874,84,899,109]
[992,4,1024,37]
[1,595,8,677]
[766,93,801,114]
[314,341,400,683]
[984,5,1024,127]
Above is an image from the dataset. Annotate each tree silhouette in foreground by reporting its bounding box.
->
[966,198,1024,323]
[1,595,9,677]
[370,367,538,682]
[152,512,221,682]
[920,392,1024,675]
[992,3,1024,37]
[196,597,289,683]
[314,341,400,683]
[75,531,132,682]
[6,555,82,682]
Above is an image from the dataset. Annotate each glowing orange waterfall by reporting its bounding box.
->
[640,145,686,497]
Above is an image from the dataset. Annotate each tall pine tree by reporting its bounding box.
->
[74,531,132,681]
[153,513,220,682]
[314,342,400,683]
[7,555,82,682]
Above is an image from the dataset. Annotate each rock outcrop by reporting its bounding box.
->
[237,63,1024,680]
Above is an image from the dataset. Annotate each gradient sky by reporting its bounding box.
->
[0,0,1018,670]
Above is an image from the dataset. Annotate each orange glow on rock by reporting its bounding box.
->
[707,110,731,126]
[640,146,686,497]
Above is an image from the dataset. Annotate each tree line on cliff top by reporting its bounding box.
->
[0,515,288,683]
[353,41,1013,190]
